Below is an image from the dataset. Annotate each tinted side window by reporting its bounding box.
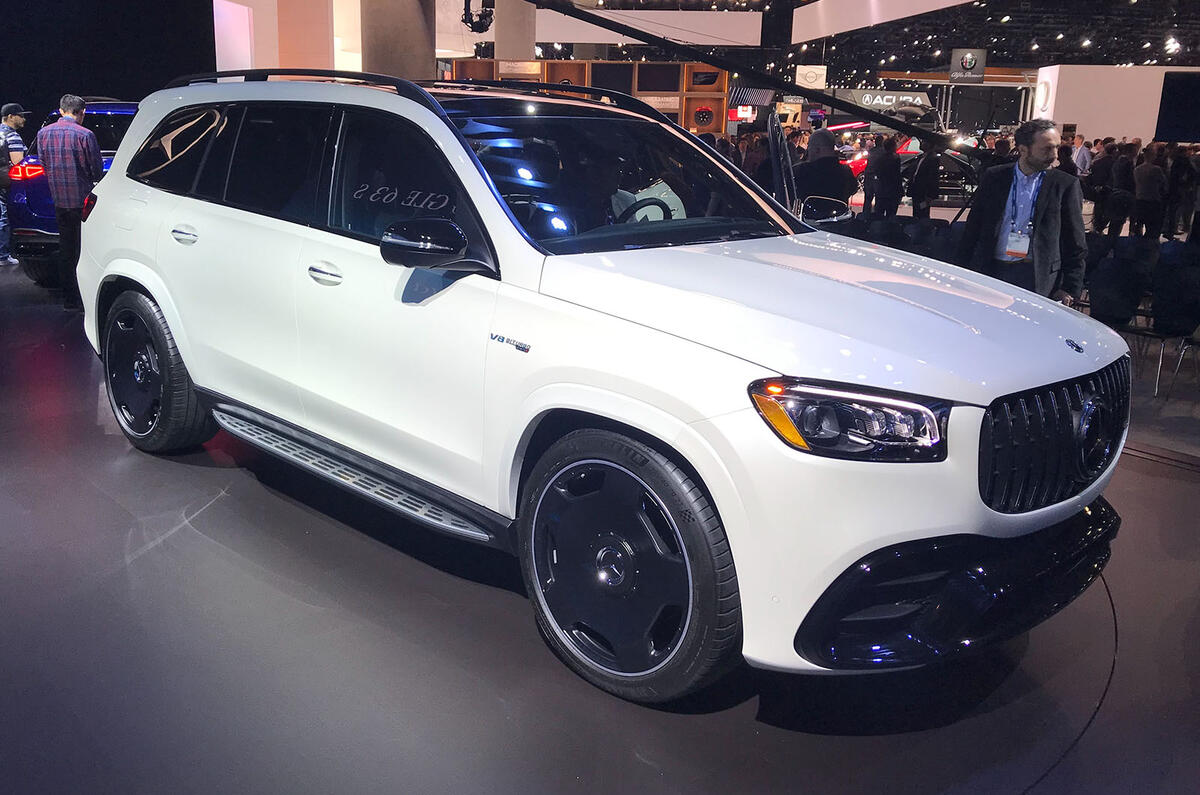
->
[127,106,223,193]
[192,106,244,201]
[330,109,486,255]
[224,104,331,224]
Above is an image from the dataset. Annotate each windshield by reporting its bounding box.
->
[32,111,133,155]
[454,112,802,255]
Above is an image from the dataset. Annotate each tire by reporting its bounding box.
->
[103,290,216,452]
[20,257,59,287]
[518,428,741,702]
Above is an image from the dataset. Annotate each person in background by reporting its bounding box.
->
[786,130,804,165]
[862,134,884,215]
[1056,143,1079,177]
[741,136,768,181]
[1163,142,1196,241]
[1104,142,1138,237]
[792,128,858,207]
[910,150,940,220]
[35,94,103,312]
[992,138,1013,163]
[734,135,749,169]
[871,136,904,218]
[1131,143,1167,239]
[955,118,1086,304]
[714,136,735,164]
[1071,133,1092,175]
[1087,142,1119,234]
[0,102,31,266]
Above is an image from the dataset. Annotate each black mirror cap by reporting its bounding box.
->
[380,219,490,272]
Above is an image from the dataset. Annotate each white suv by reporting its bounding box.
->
[79,70,1130,702]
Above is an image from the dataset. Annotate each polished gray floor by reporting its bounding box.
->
[1,266,1197,794]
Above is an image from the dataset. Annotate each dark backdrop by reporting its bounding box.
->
[3,0,215,124]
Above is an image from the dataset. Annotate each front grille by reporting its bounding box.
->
[979,357,1130,513]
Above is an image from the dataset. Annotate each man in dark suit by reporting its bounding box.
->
[956,118,1086,305]
[792,128,858,209]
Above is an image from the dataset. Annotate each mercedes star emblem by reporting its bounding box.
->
[1076,397,1116,480]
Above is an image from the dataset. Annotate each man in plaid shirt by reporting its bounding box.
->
[36,94,103,311]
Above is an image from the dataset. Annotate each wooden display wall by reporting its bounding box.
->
[450,59,728,134]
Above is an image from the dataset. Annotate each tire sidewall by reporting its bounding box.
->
[518,429,727,702]
[103,292,181,451]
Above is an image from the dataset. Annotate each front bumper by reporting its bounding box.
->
[794,497,1119,669]
[685,403,1125,673]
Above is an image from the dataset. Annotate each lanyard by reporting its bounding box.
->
[1009,164,1045,233]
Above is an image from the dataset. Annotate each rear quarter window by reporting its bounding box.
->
[127,106,224,194]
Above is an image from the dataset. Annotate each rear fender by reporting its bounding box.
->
[90,260,193,368]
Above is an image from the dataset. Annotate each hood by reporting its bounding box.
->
[538,232,1128,406]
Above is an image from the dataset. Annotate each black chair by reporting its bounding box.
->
[1167,333,1200,398]
[1125,240,1200,396]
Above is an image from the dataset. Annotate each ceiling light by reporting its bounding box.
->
[1001,15,1010,22]
[1056,33,1064,40]
[1082,39,1092,48]
[1031,42,1039,50]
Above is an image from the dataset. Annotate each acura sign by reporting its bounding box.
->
[837,90,932,109]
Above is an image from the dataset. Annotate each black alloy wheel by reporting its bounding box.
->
[102,290,216,453]
[531,460,693,677]
[106,308,164,436]
[519,429,741,702]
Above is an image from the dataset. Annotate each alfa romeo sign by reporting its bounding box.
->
[949,48,987,83]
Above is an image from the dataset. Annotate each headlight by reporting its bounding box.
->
[748,380,950,462]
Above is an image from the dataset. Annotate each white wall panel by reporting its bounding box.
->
[1035,65,1200,144]
[436,4,764,56]
[792,0,971,43]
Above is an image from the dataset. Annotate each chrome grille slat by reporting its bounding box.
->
[979,357,1130,514]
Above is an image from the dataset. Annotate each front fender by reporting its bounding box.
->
[493,383,751,545]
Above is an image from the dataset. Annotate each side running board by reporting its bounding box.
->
[212,409,494,544]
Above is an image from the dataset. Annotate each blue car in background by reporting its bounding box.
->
[8,99,137,285]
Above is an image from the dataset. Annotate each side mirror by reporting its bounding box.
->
[380,219,491,272]
[798,196,853,226]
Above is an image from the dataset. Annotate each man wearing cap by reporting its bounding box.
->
[0,102,31,266]
[35,94,103,311]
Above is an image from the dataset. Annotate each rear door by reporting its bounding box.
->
[290,106,500,500]
[144,102,333,425]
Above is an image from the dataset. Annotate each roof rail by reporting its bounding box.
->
[81,96,126,103]
[417,79,671,124]
[164,69,443,115]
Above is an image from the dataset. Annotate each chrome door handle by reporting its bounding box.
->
[307,263,343,286]
[170,226,198,245]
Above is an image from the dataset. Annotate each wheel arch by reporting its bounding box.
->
[91,263,194,368]
[501,391,745,538]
